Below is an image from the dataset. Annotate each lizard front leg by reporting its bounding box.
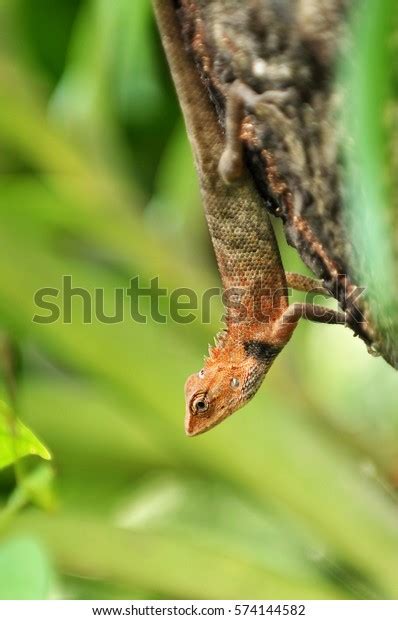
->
[285,272,330,296]
[270,302,347,347]
[282,303,346,325]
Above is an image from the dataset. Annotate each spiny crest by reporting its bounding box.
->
[205,328,228,362]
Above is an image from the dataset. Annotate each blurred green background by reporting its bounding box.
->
[0,0,398,601]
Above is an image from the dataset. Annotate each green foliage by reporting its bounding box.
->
[342,0,398,348]
[0,0,397,602]
[3,464,56,519]
[0,537,53,599]
[0,401,51,470]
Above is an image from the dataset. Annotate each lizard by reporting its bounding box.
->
[152,0,348,436]
[170,0,398,371]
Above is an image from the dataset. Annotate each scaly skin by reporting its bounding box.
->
[152,0,346,436]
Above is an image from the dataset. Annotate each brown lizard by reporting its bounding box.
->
[152,0,347,436]
[172,0,397,369]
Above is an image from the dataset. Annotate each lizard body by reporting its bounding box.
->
[153,0,346,436]
[172,0,398,370]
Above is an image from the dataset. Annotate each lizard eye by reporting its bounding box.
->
[198,369,205,378]
[191,394,209,415]
[230,378,240,389]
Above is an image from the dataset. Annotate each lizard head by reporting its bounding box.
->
[184,337,281,436]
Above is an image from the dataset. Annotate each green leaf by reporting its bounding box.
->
[0,537,53,599]
[0,401,51,470]
[341,0,398,354]
[13,510,348,600]
[5,464,56,516]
